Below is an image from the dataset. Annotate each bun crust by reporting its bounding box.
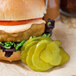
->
[0,0,46,21]
[0,49,20,62]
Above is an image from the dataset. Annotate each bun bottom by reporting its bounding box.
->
[0,49,20,62]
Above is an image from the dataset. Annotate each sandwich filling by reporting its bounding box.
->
[0,18,45,57]
[0,19,45,33]
[0,40,26,57]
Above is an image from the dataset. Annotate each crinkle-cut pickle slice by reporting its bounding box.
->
[21,41,38,64]
[40,41,62,66]
[39,37,52,42]
[60,48,70,65]
[24,37,52,47]
[54,40,62,46]
[26,45,40,71]
[21,37,52,65]
[21,38,38,52]
[21,36,50,51]
[25,38,40,46]
[32,40,53,71]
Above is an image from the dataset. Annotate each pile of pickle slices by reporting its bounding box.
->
[21,35,70,72]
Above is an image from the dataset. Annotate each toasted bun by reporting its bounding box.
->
[0,0,46,21]
[0,49,20,62]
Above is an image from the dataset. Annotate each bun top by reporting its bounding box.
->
[0,0,46,21]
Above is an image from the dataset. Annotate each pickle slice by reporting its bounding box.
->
[60,48,70,65]
[25,38,40,46]
[54,40,62,46]
[32,40,53,71]
[24,37,52,47]
[21,38,38,52]
[39,37,52,42]
[26,45,40,71]
[40,41,62,66]
[21,41,38,64]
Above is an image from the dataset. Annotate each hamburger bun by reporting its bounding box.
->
[0,0,46,21]
[0,49,20,62]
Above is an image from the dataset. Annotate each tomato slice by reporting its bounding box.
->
[0,18,42,26]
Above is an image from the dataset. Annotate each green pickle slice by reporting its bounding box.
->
[21,37,52,65]
[21,41,38,64]
[26,45,40,71]
[40,41,62,66]
[54,40,62,46]
[32,40,53,71]
[20,36,70,72]
[21,38,38,52]
[60,48,70,65]
[25,38,40,46]
[39,37,52,42]
[25,37,52,46]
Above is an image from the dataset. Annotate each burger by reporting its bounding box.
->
[0,0,69,73]
[0,0,46,62]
